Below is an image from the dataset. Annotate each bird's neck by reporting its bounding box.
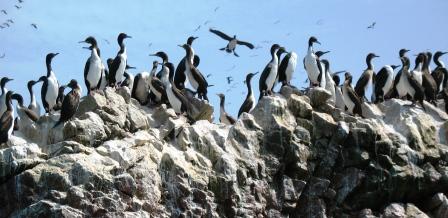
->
[92,47,100,58]
[219,97,225,109]
[246,79,253,97]
[1,83,6,95]
[366,59,374,70]
[46,61,53,77]
[28,86,36,105]
[119,43,126,54]
[6,97,12,112]
[271,50,279,64]
[434,58,445,68]
[308,45,313,53]
[414,61,422,71]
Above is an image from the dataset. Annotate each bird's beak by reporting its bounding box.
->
[78,40,86,43]
[194,37,199,39]
[126,35,132,39]
[316,41,321,45]
[127,66,136,69]
[177,44,183,48]
[442,52,448,55]
[254,72,259,75]
[374,55,380,58]
[149,54,156,56]
[54,53,59,56]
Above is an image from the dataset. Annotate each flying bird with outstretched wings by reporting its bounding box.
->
[15,5,22,9]
[31,23,37,29]
[1,10,7,15]
[367,22,376,29]
[209,28,254,57]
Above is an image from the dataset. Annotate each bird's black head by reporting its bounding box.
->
[11,93,24,106]
[415,53,426,66]
[5,91,14,102]
[46,53,59,63]
[308,36,320,47]
[27,80,38,90]
[425,52,433,65]
[150,51,169,62]
[333,74,341,86]
[117,33,131,44]
[316,51,330,58]
[344,72,353,83]
[270,44,281,55]
[246,72,258,83]
[399,49,410,57]
[80,36,98,47]
[216,93,225,99]
[434,51,448,61]
[187,36,198,45]
[59,85,66,93]
[367,53,379,60]
[1,77,13,87]
[391,65,401,70]
[320,59,330,70]
[37,76,47,83]
[106,58,114,68]
[67,79,79,89]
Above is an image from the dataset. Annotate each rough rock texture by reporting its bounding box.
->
[1,87,448,217]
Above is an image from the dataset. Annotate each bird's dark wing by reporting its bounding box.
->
[432,67,447,87]
[24,108,39,122]
[193,55,200,67]
[191,67,208,87]
[0,111,13,135]
[225,113,236,124]
[209,29,232,41]
[84,58,90,84]
[303,57,307,71]
[374,67,388,94]
[151,77,165,93]
[60,91,79,122]
[354,71,370,96]
[278,54,290,82]
[175,58,187,88]
[236,40,255,49]
[258,64,272,93]
[108,56,121,83]
[238,96,254,117]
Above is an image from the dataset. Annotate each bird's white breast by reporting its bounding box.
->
[115,53,127,84]
[87,53,103,89]
[46,72,59,109]
[305,50,320,83]
[285,52,297,82]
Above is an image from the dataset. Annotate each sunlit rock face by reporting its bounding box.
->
[1,87,448,217]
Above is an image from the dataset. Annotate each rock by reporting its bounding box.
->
[309,87,332,108]
[63,112,107,147]
[2,85,448,217]
[288,94,313,119]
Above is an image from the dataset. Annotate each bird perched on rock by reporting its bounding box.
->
[54,80,81,128]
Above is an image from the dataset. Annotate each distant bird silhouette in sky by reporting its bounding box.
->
[0,25,4,29]
[18,0,24,3]
[30,23,37,29]
[209,28,255,57]
[1,10,7,15]
[203,20,211,25]
[206,73,212,78]
[273,20,280,24]
[7,19,13,24]
[316,19,324,26]
[3,23,10,27]
[148,42,152,48]
[15,5,22,9]
[214,6,220,12]
[226,76,233,84]
[0,53,5,58]
[367,22,376,29]
[194,25,201,32]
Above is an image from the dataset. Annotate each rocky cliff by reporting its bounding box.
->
[1,87,448,217]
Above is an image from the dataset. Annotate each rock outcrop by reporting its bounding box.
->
[1,87,448,217]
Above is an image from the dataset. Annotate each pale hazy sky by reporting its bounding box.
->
[1,0,448,119]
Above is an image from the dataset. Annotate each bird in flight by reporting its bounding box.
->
[203,20,211,26]
[18,0,24,3]
[15,5,22,9]
[30,23,38,29]
[0,25,4,29]
[148,42,152,48]
[3,23,10,27]
[103,38,110,44]
[367,22,376,29]
[206,74,212,78]
[214,6,220,12]
[0,53,5,58]
[226,76,233,84]
[209,28,254,57]
[226,65,236,72]
[316,19,324,26]
[194,25,201,32]
[1,10,6,15]
[273,20,280,25]
[7,19,13,24]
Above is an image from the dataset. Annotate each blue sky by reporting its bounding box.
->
[1,0,448,120]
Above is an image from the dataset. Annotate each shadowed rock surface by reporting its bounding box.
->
[1,87,448,217]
